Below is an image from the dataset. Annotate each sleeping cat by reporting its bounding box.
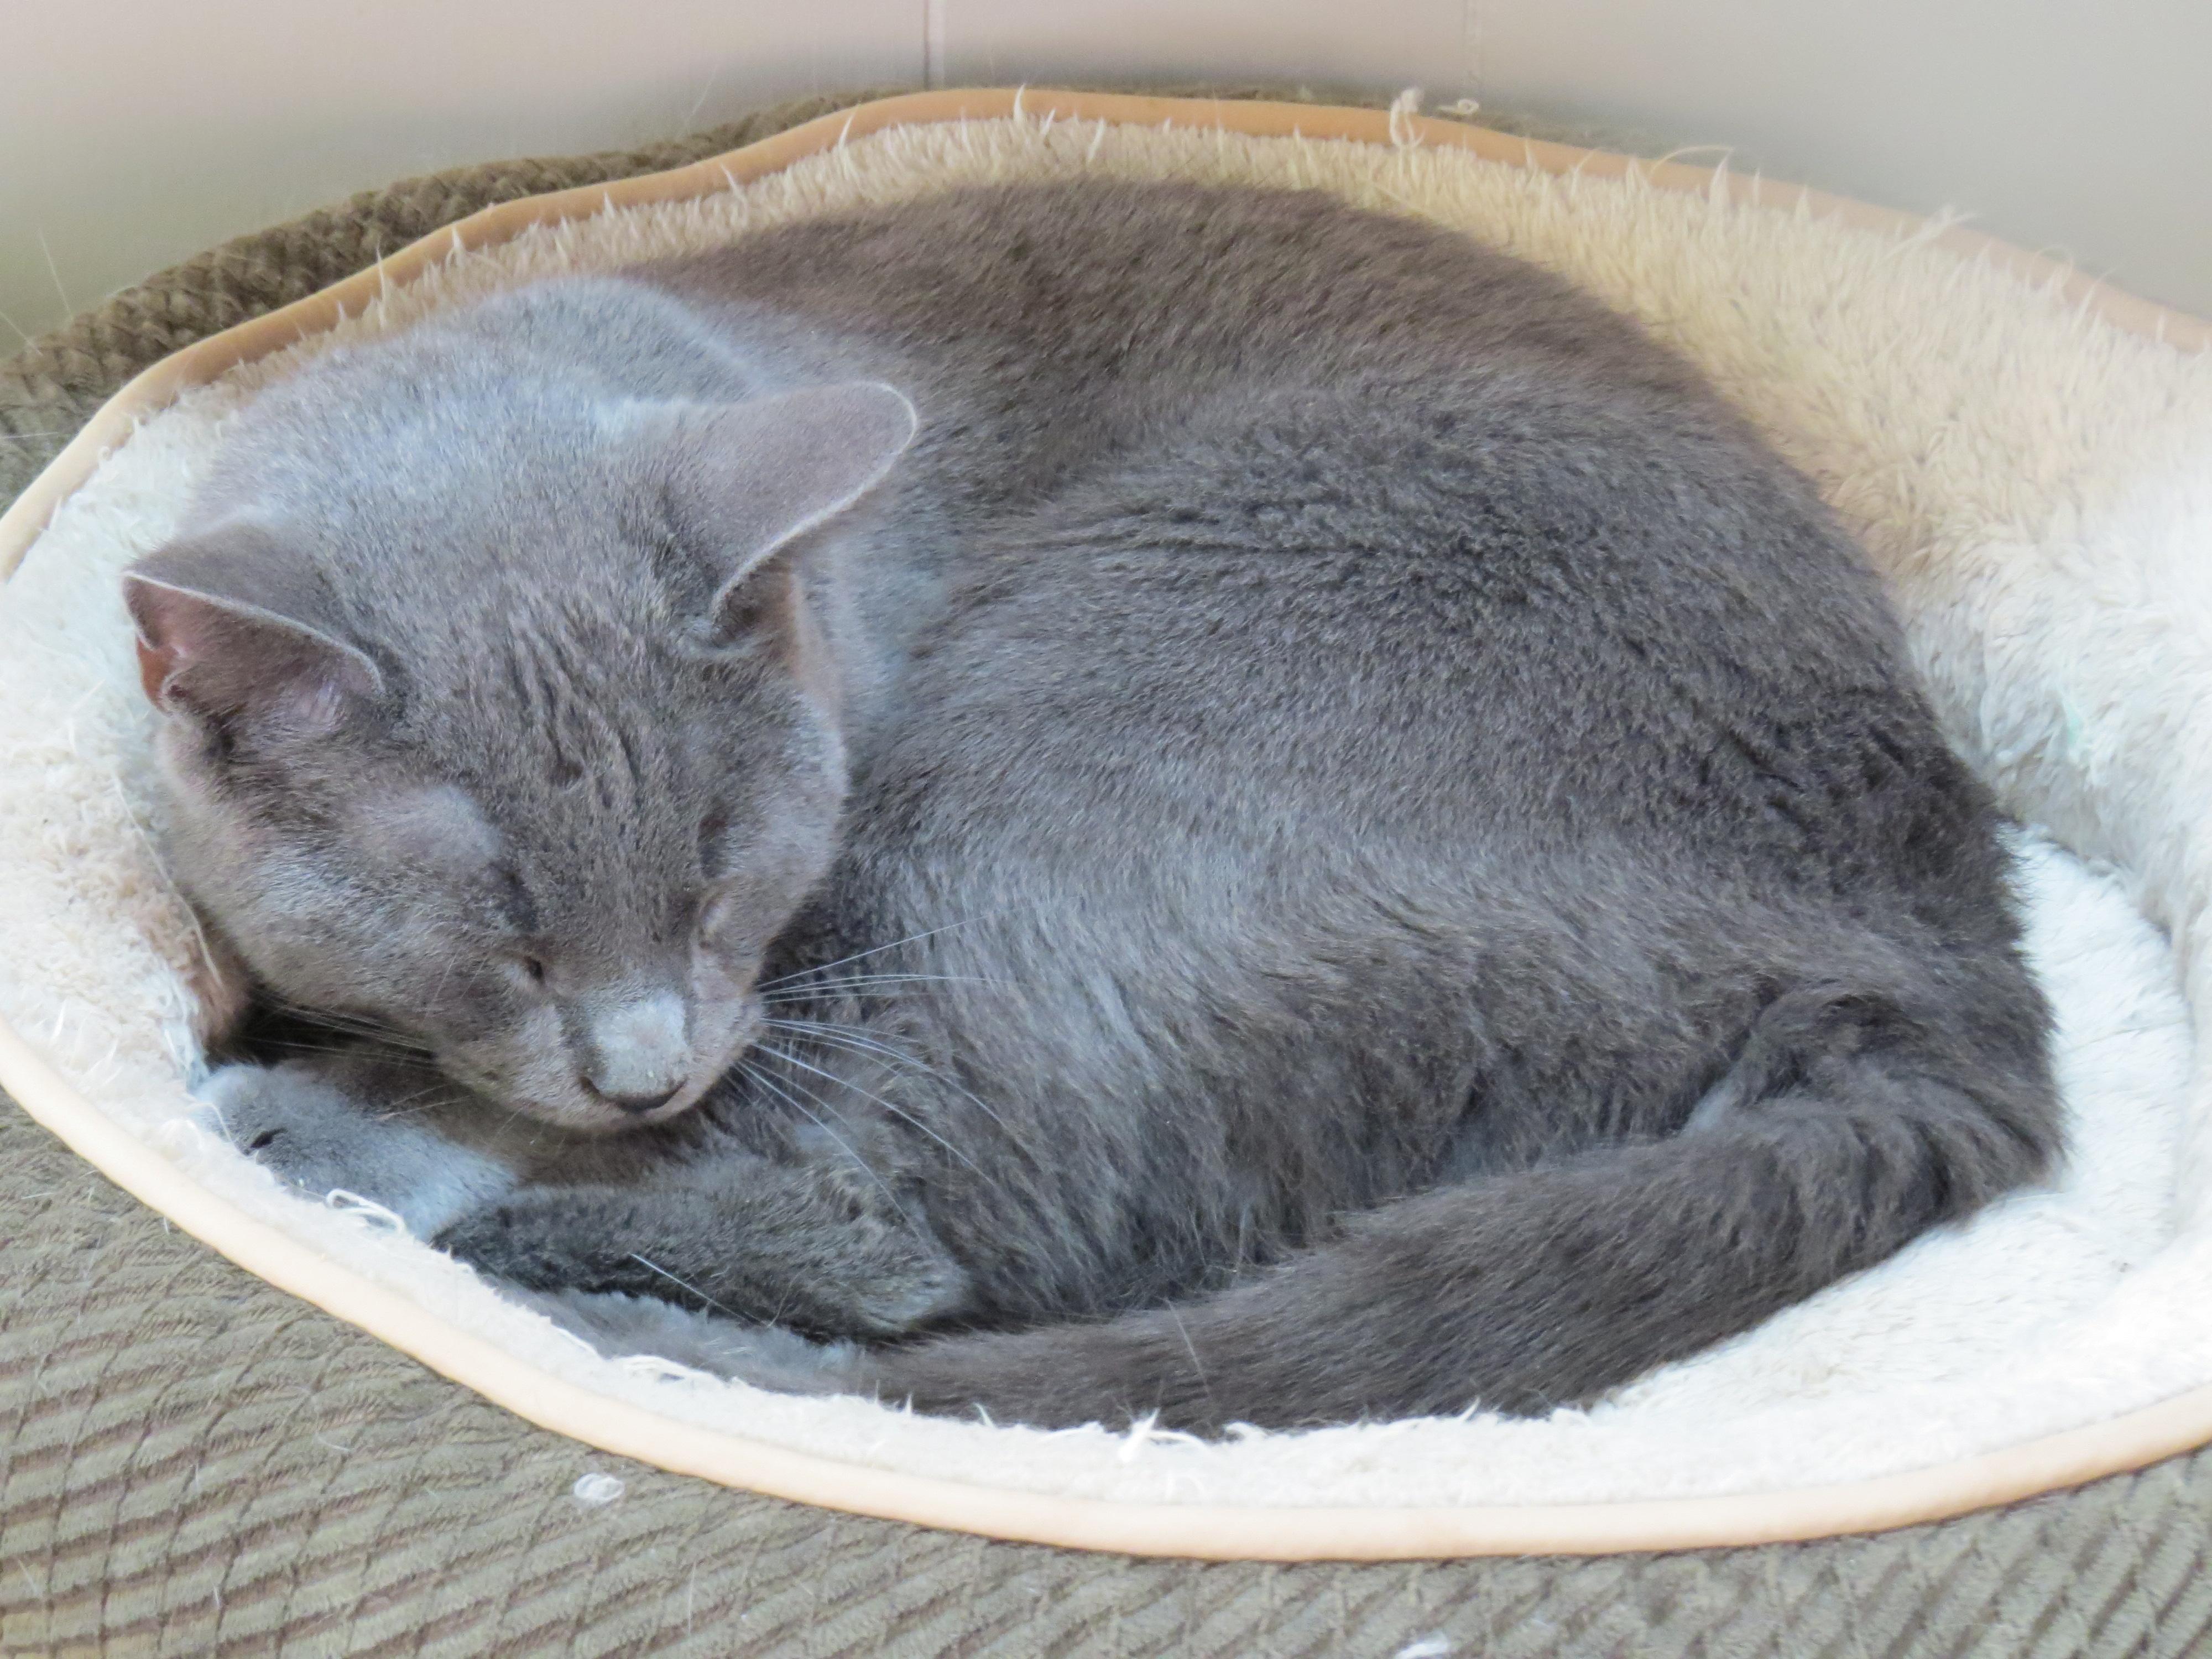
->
[127,180,2059,1432]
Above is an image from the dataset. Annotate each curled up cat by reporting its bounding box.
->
[126,180,2059,1433]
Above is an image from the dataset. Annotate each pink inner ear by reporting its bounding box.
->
[135,635,179,705]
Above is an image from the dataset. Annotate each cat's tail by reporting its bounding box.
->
[861,992,2059,1432]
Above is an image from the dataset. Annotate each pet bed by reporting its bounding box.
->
[4,88,2212,1569]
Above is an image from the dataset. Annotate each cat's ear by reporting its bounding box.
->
[646,382,917,641]
[123,520,384,729]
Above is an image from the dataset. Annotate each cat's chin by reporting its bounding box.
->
[500,1091,705,1137]
[433,1045,729,1136]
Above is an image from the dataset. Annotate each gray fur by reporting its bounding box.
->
[132,181,2059,1431]
[514,1289,859,1394]
[195,1055,519,1236]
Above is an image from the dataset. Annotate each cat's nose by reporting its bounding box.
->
[580,990,691,1105]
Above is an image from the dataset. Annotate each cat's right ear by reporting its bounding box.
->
[640,382,918,644]
[123,521,384,730]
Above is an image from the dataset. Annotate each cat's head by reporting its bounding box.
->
[124,316,916,1134]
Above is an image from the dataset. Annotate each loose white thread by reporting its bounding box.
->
[572,1472,625,1506]
[1387,88,1424,149]
[618,1353,719,1385]
[324,1189,406,1233]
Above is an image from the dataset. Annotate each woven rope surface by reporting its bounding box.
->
[4,90,2211,1657]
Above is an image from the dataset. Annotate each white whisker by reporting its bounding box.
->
[760,972,1008,1004]
[755,912,1003,993]
[735,1057,910,1217]
[763,1041,987,1177]
[624,1253,743,1319]
[765,1018,1012,1134]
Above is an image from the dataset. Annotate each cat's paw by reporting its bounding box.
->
[197,1059,517,1236]
[433,1182,971,1340]
[432,1193,617,1292]
[806,1218,973,1336]
[518,1289,869,1397]
[792,1156,972,1330]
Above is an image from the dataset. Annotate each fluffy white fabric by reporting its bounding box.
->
[3,108,2209,1510]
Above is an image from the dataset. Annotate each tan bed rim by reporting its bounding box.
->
[4,88,2210,1561]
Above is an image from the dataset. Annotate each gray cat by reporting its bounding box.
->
[127,180,2059,1432]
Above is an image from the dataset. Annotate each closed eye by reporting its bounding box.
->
[496,865,541,933]
[498,950,547,990]
[699,804,734,876]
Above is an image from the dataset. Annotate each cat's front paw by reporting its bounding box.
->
[433,1182,972,1341]
[199,1058,517,1236]
[792,1159,972,1331]
[524,1289,869,1398]
[433,1193,619,1292]
[806,1217,973,1336]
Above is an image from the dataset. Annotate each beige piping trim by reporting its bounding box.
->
[4,89,2210,1559]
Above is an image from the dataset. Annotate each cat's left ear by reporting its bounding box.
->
[641,382,917,641]
[122,518,384,728]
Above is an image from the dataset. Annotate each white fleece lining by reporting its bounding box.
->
[4,95,2211,1546]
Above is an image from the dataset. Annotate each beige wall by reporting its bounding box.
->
[5,0,2207,356]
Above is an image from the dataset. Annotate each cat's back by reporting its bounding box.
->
[644,179,1708,411]
[644,180,1834,649]
[635,186,1984,942]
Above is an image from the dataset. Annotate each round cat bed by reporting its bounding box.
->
[5,88,2212,1569]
